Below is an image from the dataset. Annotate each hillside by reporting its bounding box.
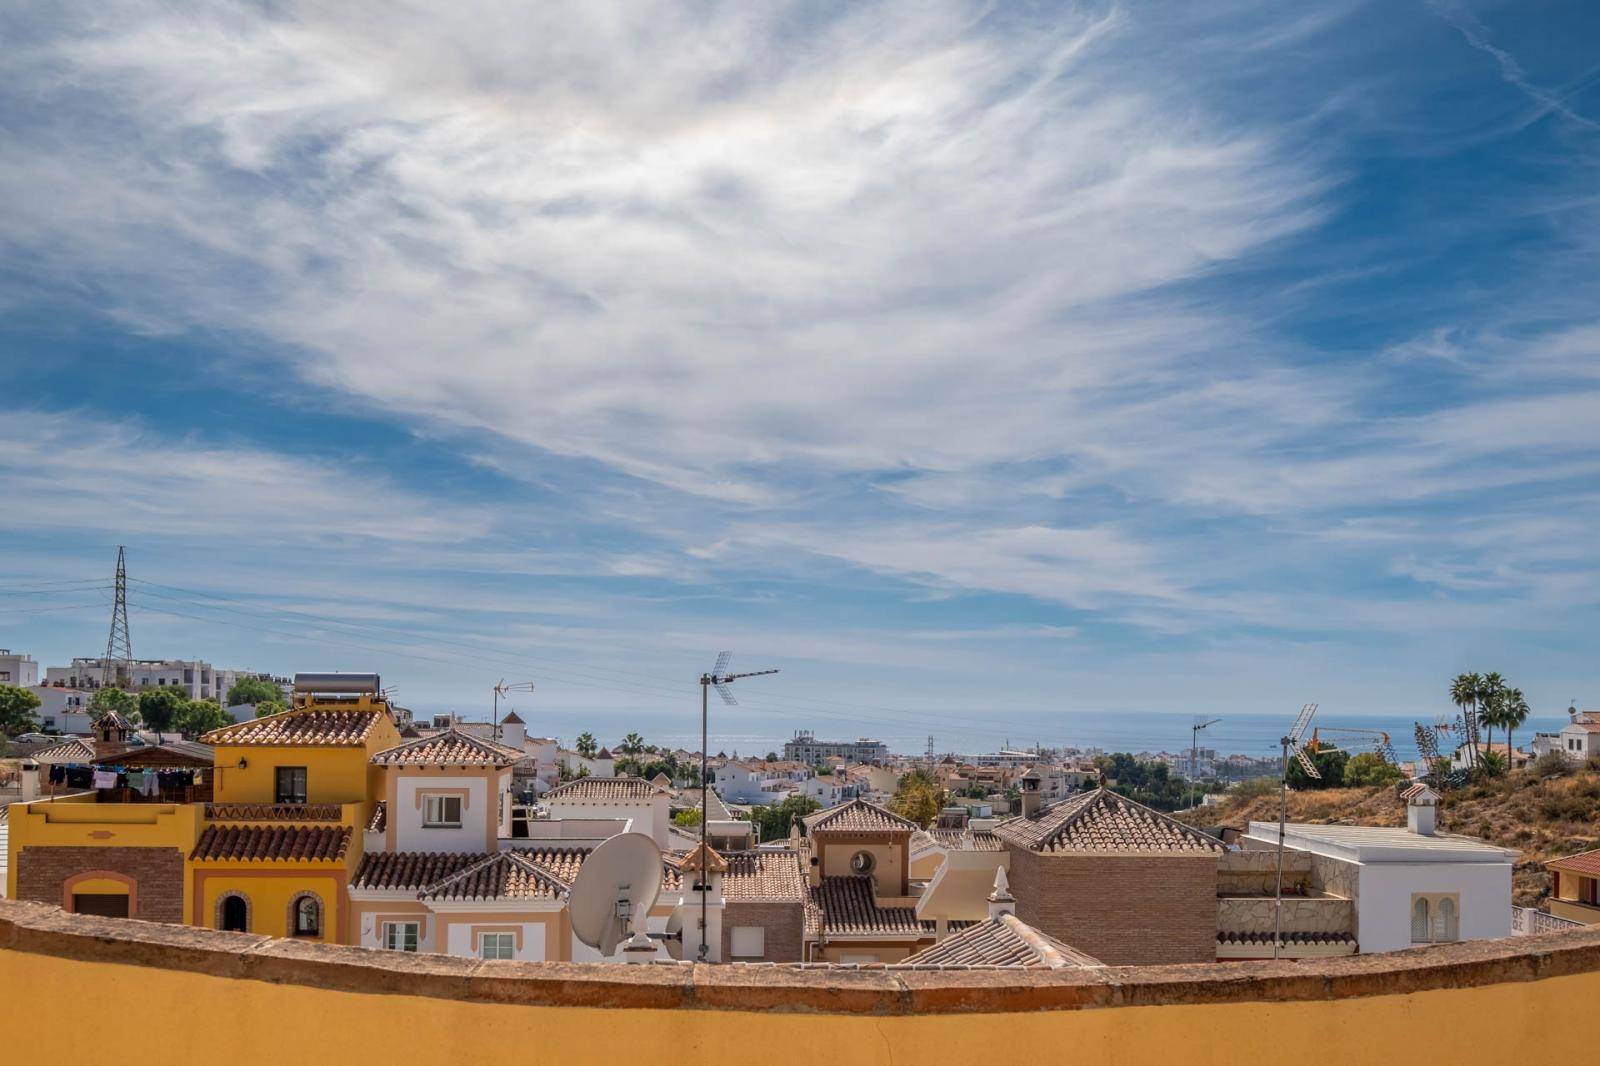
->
[1178,768,1600,906]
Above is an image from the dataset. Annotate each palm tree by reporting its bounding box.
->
[1478,672,1507,751]
[620,732,645,757]
[575,731,597,759]
[1501,688,1530,769]
[1450,673,1482,769]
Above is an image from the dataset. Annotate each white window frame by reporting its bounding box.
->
[479,932,515,960]
[422,794,463,828]
[382,921,421,952]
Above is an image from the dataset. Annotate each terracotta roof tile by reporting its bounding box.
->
[1218,930,1357,946]
[806,798,917,835]
[1548,849,1600,877]
[354,847,685,894]
[202,708,384,747]
[898,914,1102,969]
[418,852,570,901]
[371,727,522,767]
[191,824,352,862]
[993,788,1221,854]
[929,829,1004,852]
[28,737,98,763]
[543,776,666,802]
[366,801,387,833]
[810,876,925,938]
[722,850,806,901]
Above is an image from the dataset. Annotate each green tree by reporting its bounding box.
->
[177,698,232,737]
[253,698,288,718]
[576,731,598,758]
[1344,752,1403,788]
[1286,746,1347,790]
[619,732,646,757]
[1477,749,1508,778]
[764,751,779,762]
[227,676,283,706]
[750,795,820,841]
[0,683,42,736]
[1450,672,1482,770]
[1478,672,1507,749]
[674,809,703,828]
[890,769,944,828]
[137,687,188,737]
[88,687,138,718]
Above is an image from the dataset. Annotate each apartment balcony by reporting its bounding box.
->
[1546,899,1600,928]
[203,802,344,823]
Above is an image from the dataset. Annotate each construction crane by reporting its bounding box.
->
[1307,726,1398,766]
[1274,703,1319,960]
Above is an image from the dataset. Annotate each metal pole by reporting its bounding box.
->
[1190,723,1198,812]
[1273,738,1288,961]
[699,674,709,962]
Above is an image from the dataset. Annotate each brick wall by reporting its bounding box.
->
[1006,846,1217,965]
[722,900,804,962]
[15,846,186,924]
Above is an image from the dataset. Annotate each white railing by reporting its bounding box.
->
[1511,906,1583,936]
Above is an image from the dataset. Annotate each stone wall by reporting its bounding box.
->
[1217,850,1312,896]
[721,899,804,963]
[14,846,185,923]
[1217,896,1354,935]
[1006,847,1218,965]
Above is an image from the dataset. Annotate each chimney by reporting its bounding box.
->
[987,866,1015,918]
[18,758,39,801]
[1020,773,1043,819]
[1405,784,1438,836]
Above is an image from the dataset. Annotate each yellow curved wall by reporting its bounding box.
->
[1,945,1597,1066]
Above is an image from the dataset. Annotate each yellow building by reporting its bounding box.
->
[1548,850,1600,925]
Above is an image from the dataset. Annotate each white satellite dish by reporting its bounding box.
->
[663,906,685,961]
[569,833,663,958]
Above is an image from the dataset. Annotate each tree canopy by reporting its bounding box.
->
[1344,751,1403,788]
[176,698,232,737]
[137,687,188,735]
[226,676,283,706]
[575,731,598,758]
[0,683,42,736]
[889,769,944,828]
[88,687,138,717]
[750,794,820,841]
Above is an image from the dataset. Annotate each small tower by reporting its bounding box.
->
[94,710,131,747]
[987,866,1016,919]
[1019,771,1043,819]
[1403,783,1440,836]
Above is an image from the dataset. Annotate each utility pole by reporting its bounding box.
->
[103,546,133,687]
[491,679,535,741]
[698,652,778,962]
[1190,718,1221,811]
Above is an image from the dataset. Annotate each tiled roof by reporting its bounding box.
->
[191,824,352,862]
[1217,930,1357,946]
[898,914,1102,969]
[806,798,917,835]
[355,847,683,894]
[1399,783,1437,801]
[366,801,387,833]
[810,876,925,938]
[418,852,570,901]
[929,829,1004,852]
[543,776,665,802]
[993,788,1222,854]
[1548,849,1600,877]
[371,727,522,767]
[202,708,384,747]
[722,850,807,901]
[29,737,98,763]
[500,711,525,725]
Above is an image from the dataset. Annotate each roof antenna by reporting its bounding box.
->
[697,651,778,961]
[1273,703,1319,960]
[492,679,535,740]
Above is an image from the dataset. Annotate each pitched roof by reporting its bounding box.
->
[543,776,665,802]
[191,824,352,862]
[354,847,683,894]
[1548,849,1600,877]
[417,852,570,901]
[993,788,1222,854]
[673,842,730,876]
[366,801,387,833]
[499,711,525,725]
[1400,783,1439,802]
[722,850,807,901]
[810,876,926,938]
[371,727,522,767]
[28,737,98,763]
[806,798,917,835]
[202,708,384,747]
[929,828,1004,852]
[898,914,1102,969]
[595,747,613,758]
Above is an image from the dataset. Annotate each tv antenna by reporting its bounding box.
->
[492,679,535,740]
[102,545,133,687]
[1310,726,1397,766]
[1189,717,1221,811]
[568,833,663,961]
[697,651,778,961]
[1273,702,1319,960]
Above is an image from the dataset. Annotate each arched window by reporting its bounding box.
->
[1437,897,1458,942]
[291,893,322,938]
[1411,896,1430,943]
[219,893,250,933]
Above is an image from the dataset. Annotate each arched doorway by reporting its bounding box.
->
[220,894,249,933]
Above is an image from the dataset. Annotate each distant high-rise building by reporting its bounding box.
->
[0,648,40,688]
[44,656,281,704]
[783,730,889,765]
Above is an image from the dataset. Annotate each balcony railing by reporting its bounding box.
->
[1511,906,1584,936]
[204,802,343,822]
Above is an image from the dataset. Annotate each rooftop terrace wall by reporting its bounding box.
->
[4,897,1600,1064]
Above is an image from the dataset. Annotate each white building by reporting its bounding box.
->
[714,759,778,804]
[0,649,39,688]
[44,656,273,703]
[27,686,93,734]
[540,776,671,849]
[1241,786,1517,954]
[783,731,888,765]
[1554,710,1600,763]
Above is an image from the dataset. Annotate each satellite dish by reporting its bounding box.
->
[663,907,685,961]
[569,833,663,958]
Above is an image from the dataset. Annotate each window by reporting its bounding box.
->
[479,932,515,960]
[220,894,250,932]
[292,895,321,938]
[730,926,765,959]
[274,766,308,804]
[383,922,420,952]
[849,850,875,874]
[1411,893,1460,943]
[423,794,463,827]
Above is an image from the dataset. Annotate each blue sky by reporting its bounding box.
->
[1,1,1598,748]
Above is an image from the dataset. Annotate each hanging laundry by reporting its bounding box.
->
[92,768,118,790]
